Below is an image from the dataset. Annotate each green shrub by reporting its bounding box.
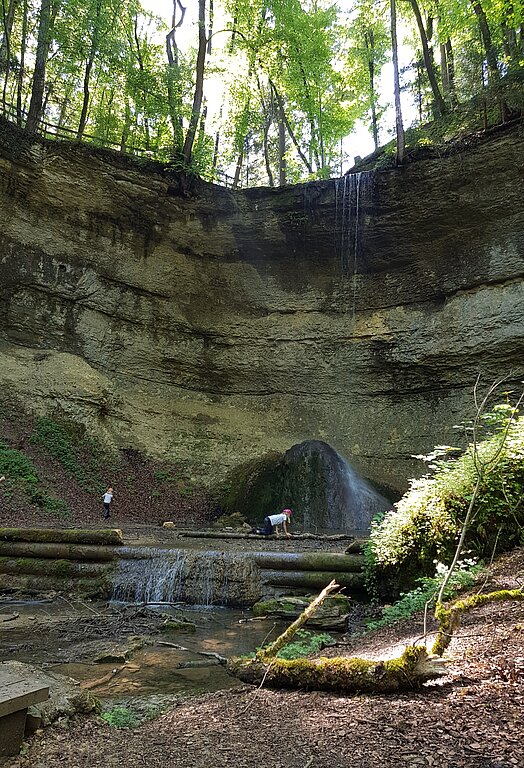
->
[101,705,139,729]
[366,405,524,598]
[275,630,334,660]
[365,562,484,630]
[30,416,107,491]
[0,440,70,516]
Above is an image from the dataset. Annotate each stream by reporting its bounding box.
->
[0,595,298,719]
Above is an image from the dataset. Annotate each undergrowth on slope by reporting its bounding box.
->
[365,401,524,598]
[0,441,69,516]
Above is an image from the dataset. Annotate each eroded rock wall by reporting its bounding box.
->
[1,118,523,493]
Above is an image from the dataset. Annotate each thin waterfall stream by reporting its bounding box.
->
[334,171,372,313]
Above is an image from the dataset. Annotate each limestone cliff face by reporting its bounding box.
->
[1,117,523,493]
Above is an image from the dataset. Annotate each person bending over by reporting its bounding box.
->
[255,508,292,537]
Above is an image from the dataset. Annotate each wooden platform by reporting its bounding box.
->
[0,665,49,757]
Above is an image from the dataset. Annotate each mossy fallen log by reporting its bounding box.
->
[228,646,448,693]
[0,556,113,579]
[0,574,111,597]
[0,528,123,546]
[432,588,524,656]
[262,569,365,591]
[253,552,363,573]
[0,542,119,561]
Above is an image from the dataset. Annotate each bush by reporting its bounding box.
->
[274,630,335,660]
[365,561,483,630]
[0,441,69,516]
[366,405,524,598]
[101,705,139,729]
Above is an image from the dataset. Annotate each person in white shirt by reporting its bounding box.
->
[102,487,114,520]
[254,508,292,537]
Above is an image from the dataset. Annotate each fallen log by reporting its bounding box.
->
[175,530,355,541]
[0,556,112,578]
[253,551,363,573]
[228,646,448,693]
[261,569,364,591]
[432,588,524,656]
[0,542,119,562]
[0,528,123,546]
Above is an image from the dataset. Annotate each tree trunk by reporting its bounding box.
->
[364,29,379,150]
[269,78,313,175]
[166,0,185,157]
[15,0,27,124]
[182,0,207,165]
[471,0,501,83]
[0,0,21,110]
[77,0,102,140]
[232,145,243,188]
[445,39,458,106]
[409,0,447,116]
[390,0,405,164]
[277,90,286,186]
[25,0,58,133]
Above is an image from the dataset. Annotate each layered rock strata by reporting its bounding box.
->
[1,118,523,493]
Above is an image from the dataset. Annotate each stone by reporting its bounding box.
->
[253,594,351,630]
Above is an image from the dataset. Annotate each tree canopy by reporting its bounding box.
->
[0,0,522,185]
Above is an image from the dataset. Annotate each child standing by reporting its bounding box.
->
[102,487,114,520]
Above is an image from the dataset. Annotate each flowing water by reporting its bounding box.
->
[334,172,373,312]
[111,548,262,607]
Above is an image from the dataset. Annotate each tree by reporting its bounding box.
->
[26,0,60,133]
[391,0,405,164]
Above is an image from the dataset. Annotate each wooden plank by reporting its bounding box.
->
[0,672,49,718]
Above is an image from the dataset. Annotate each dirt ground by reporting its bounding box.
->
[2,548,523,768]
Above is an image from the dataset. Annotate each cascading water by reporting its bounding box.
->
[110,547,262,607]
[281,440,391,535]
[334,172,373,312]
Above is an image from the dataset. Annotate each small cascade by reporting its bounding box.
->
[334,172,373,311]
[111,548,262,607]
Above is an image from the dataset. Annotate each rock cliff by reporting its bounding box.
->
[1,117,523,494]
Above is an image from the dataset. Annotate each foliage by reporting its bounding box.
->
[365,403,524,598]
[0,440,69,516]
[30,416,107,491]
[365,560,484,630]
[101,705,139,729]
[255,629,335,660]
[1,0,522,182]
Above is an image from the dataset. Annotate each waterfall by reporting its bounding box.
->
[110,548,262,607]
[334,172,372,311]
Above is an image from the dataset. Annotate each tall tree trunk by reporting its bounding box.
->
[15,0,27,124]
[1,0,21,110]
[445,39,458,106]
[166,0,186,157]
[77,0,102,140]
[471,0,510,121]
[269,78,313,175]
[364,29,379,150]
[26,0,58,133]
[182,0,207,165]
[471,0,501,83]
[277,89,286,186]
[232,144,243,188]
[207,0,213,54]
[390,0,405,164]
[409,0,447,116]
[120,99,131,151]
[0,0,20,68]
